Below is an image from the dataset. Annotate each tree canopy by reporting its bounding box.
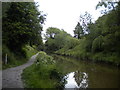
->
[2,2,46,52]
[74,22,84,39]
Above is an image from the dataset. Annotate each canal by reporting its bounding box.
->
[53,55,120,88]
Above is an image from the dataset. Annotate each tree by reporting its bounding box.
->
[55,1,120,65]
[2,2,46,52]
[74,22,84,39]
[2,2,11,18]
[96,0,118,14]
[45,27,60,39]
[80,12,92,34]
[45,27,72,52]
[92,35,103,53]
[45,27,61,52]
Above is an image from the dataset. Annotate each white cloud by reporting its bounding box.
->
[35,0,101,36]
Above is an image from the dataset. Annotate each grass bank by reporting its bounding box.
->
[22,51,65,88]
[2,45,38,69]
[55,43,120,66]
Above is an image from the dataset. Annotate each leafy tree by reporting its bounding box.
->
[54,30,69,49]
[45,27,61,39]
[2,2,45,52]
[2,2,11,18]
[92,35,103,53]
[45,27,62,52]
[80,12,92,34]
[96,0,118,14]
[45,27,74,52]
[74,22,84,39]
[64,36,79,49]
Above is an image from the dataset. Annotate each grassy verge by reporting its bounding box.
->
[90,52,120,65]
[55,44,120,66]
[22,51,65,88]
[2,45,38,69]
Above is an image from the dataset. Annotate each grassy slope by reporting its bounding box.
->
[55,38,120,66]
[55,46,120,66]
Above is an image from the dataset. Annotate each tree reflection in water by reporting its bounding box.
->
[74,71,88,88]
[64,71,88,89]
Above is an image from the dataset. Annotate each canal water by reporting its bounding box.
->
[53,55,120,88]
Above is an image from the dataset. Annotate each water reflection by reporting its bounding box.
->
[64,71,88,89]
[54,55,120,88]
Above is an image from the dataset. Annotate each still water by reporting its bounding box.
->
[53,55,120,88]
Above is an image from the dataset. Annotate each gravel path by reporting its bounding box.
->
[2,53,39,88]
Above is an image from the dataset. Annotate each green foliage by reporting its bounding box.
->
[45,27,72,52]
[45,27,61,39]
[92,35,103,53]
[91,52,120,65]
[2,2,45,68]
[74,22,84,39]
[2,2,11,18]
[56,38,87,59]
[54,31,69,49]
[55,35,79,55]
[2,44,16,65]
[80,12,92,33]
[64,36,79,49]
[96,0,117,14]
[55,2,120,65]
[22,45,38,59]
[2,2,45,52]
[22,51,64,88]
[2,45,37,69]
[36,51,54,65]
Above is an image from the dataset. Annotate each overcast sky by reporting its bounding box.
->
[34,0,101,36]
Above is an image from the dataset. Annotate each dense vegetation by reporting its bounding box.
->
[2,2,45,68]
[44,27,79,52]
[45,2,120,66]
[2,0,120,89]
[2,45,37,69]
[2,2,65,88]
[22,51,65,88]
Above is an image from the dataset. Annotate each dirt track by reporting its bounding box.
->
[2,53,39,88]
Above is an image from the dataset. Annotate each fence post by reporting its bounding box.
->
[5,53,7,64]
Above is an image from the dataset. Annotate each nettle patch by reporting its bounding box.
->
[36,51,55,65]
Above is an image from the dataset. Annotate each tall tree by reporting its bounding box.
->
[80,12,92,34]
[45,27,71,52]
[74,22,84,39]
[45,27,60,39]
[2,2,46,52]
